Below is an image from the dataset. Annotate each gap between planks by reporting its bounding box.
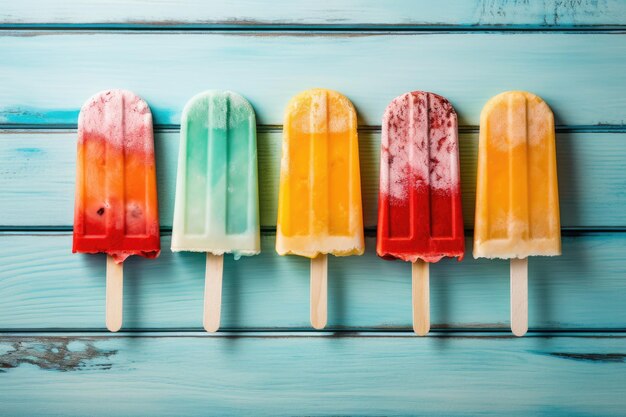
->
[1,330,625,338]
[2,26,626,34]
[2,125,626,134]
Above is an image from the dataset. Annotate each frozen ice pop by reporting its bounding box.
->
[276,88,364,329]
[377,91,464,335]
[377,91,464,262]
[474,91,561,336]
[73,89,160,332]
[172,90,260,332]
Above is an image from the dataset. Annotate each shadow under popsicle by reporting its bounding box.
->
[123,256,142,331]
[328,255,348,331]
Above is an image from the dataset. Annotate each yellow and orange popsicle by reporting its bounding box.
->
[73,89,160,331]
[276,89,364,329]
[474,91,561,336]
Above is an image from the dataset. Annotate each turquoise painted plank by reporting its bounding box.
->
[0,334,625,416]
[2,0,625,27]
[1,33,625,126]
[1,233,625,330]
[1,131,624,228]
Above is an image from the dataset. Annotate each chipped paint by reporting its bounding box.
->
[0,338,117,372]
[477,0,612,26]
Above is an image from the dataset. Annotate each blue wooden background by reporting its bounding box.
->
[1,1,626,416]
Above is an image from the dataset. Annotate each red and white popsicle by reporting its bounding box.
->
[377,91,464,335]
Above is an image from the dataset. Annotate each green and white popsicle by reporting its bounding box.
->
[172,91,260,332]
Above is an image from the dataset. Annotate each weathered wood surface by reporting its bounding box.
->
[0,334,625,417]
[1,131,624,229]
[1,33,625,127]
[1,233,624,331]
[2,0,626,27]
[2,2,626,415]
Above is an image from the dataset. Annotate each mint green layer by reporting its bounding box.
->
[172,91,260,258]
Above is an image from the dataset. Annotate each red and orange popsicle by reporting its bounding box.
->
[73,89,160,331]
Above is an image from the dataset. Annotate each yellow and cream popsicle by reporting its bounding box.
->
[276,89,364,329]
[474,91,561,336]
[172,91,260,332]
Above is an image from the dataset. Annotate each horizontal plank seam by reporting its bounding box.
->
[1,329,625,337]
[1,125,626,134]
[2,25,626,33]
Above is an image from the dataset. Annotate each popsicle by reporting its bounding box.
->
[276,88,364,329]
[73,89,160,332]
[172,91,260,332]
[377,91,464,335]
[474,91,561,336]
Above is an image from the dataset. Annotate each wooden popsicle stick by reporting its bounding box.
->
[510,258,529,337]
[310,254,328,330]
[412,260,430,336]
[203,253,224,333]
[105,255,124,332]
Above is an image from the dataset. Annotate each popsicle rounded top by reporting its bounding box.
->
[276,88,364,258]
[171,90,260,259]
[474,91,561,259]
[73,89,160,263]
[377,91,465,263]
[182,90,256,131]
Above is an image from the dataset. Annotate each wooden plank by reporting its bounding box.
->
[0,333,625,416]
[2,0,625,27]
[1,131,624,229]
[1,233,625,330]
[0,33,625,127]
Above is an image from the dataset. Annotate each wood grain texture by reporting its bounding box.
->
[105,256,124,332]
[0,334,625,416]
[510,258,529,337]
[1,131,623,229]
[310,254,328,330]
[203,253,224,333]
[1,33,625,127]
[0,233,624,330]
[412,260,430,336]
[2,0,625,27]
[1,2,625,416]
